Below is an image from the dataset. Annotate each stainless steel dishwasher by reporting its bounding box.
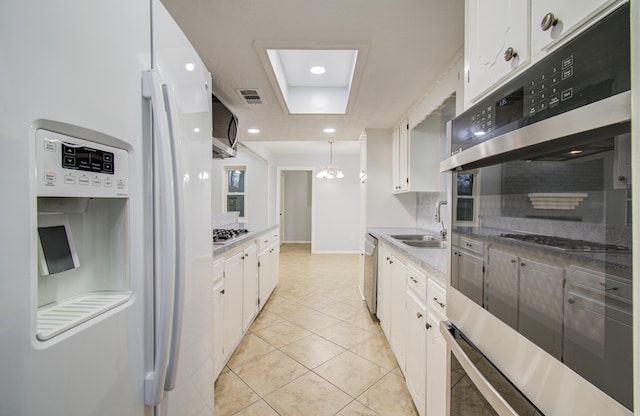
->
[363,233,378,317]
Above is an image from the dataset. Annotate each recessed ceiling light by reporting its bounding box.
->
[323,128,336,133]
[568,150,583,155]
[248,128,260,134]
[310,66,326,75]
[185,63,195,72]
[193,127,200,133]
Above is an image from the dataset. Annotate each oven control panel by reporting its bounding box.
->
[452,2,630,154]
[36,129,129,198]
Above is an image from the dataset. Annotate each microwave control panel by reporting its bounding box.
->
[36,129,129,198]
[451,2,630,155]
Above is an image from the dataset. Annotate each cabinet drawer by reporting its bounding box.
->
[459,237,484,255]
[258,231,279,252]
[428,278,446,319]
[567,265,631,303]
[407,264,427,301]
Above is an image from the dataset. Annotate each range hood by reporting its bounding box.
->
[212,93,238,158]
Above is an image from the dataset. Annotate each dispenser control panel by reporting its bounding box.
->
[36,129,129,198]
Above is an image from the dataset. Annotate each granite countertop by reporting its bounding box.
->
[213,224,279,257]
[368,227,447,284]
[453,226,632,279]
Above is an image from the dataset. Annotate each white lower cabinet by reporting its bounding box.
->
[213,259,225,380]
[378,242,448,416]
[426,311,447,416]
[223,251,244,358]
[377,245,392,337]
[242,244,258,331]
[405,270,427,416]
[389,256,408,373]
[258,237,279,310]
[214,234,279,380]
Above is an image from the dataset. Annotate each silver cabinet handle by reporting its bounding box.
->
[416,312,423,319]
[410,276,418,284]
[426,322,432,330]
[433,297,445,308]
[599,282,619,291]
[504,47,518,62]
[541,12,558,31]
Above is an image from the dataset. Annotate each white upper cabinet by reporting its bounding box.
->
[392,121,409,193]
[531,0,620,58]
[464,0,530,104]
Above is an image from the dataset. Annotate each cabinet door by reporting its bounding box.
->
[531,0,618,56]
[398,120,409,192]
[518,257,564,359]
[223,252,244,356]
[377,246,392,337]
[564,285,632,409]
[392,127,401,192]
[213,261,224,379]
[389,257,407,371]
[258,250,271,310]
[457,250,484,306]
[213,278,225,378]
[242,245,258,331]
[614,133,631,189]
[426,313,447,416]
[485,248,519,329]
[406,291,427,416]
[465,0,529,103]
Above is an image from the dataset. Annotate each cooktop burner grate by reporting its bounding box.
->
[213,228,248,244]
[500,233,630,253]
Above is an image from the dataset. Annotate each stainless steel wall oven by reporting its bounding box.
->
[441,3,632,415]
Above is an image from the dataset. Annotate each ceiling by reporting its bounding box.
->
[160,0,464,154]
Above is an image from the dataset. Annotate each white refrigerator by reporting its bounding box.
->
[0,0,214,415]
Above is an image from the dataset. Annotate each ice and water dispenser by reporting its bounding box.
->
[35,129,131,341]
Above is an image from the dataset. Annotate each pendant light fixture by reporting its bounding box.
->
[316,140,344,179]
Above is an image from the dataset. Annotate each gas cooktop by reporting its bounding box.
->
[213,228,249,245]
[500,233,630,253]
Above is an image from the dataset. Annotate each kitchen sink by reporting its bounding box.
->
[402,240,447,248]
[390,234,439,241]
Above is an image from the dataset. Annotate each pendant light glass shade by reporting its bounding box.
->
[316,141,344,179]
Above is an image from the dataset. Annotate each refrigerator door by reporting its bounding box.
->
[0,1,150,415]
[149,1,214,414]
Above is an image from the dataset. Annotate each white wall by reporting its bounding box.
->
[211,145,273,227]
[277,153,360,253]
[365,129,417,227]
[283,170,312,242]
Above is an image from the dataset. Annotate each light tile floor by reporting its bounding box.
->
[214,243,419,416]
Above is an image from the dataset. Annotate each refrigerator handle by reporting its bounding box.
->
[162,83,186,392]
[142,69,177,406]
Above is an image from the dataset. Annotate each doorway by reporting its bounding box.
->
[276,167,314,250]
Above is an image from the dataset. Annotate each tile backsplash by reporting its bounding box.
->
[416,192,448,234]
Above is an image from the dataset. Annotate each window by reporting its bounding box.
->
[454,170,479,226]
[223,166,247,221]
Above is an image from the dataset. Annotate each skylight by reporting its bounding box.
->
[266,49,359,114]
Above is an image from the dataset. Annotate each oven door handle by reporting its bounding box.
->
[440,322,519,416]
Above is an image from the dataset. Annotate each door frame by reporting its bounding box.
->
[276,167,315,251]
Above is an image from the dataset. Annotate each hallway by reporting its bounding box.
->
[214,244,419,416]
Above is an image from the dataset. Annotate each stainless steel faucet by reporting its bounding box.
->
[435,200,448,238]
[435,200,447,222]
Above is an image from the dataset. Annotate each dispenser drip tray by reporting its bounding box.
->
[37,291,132,341]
